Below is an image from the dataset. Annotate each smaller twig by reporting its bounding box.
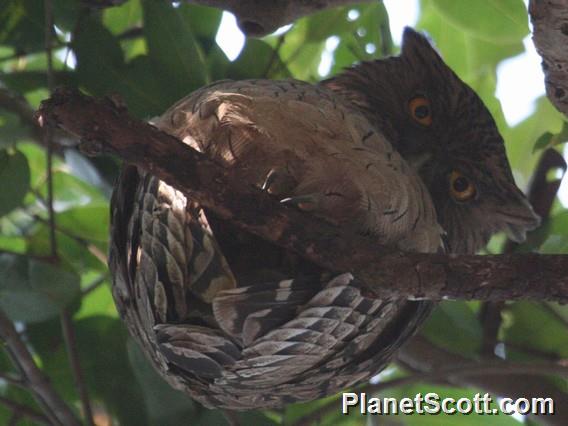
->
[541,302,568,329]
[222,409,241,426]
[479,301,504,356]
[0,309,81,425]
[28,212,107,264]
[7,412,22,426]
[0,88,43,142]
[263,34,286,78]
[0,249,50,262]
[0,396,50,425]
[82,273,109,296]
[44,0,57,259]
[505,342,564,362]
[291,360,568,426]
[0,371,25,388]
[60,309,95,426]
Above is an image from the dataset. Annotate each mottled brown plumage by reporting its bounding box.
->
[109,28,538,410]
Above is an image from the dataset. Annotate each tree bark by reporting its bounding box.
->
[38,88,568,303]
[529,0,568,117]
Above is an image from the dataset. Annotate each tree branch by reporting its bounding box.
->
[0,396,51,425]
[292,358,568,426]
[0,309,81,426]
[398,336,568,426]
[529,0,568,117]
[60,309,95,426]
[37,88,568,303]
[0,87,66,154]
[0,88,43,141]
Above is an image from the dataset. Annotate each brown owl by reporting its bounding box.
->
[109,28,539,410]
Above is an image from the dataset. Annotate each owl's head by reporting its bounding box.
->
[323,27,539,253]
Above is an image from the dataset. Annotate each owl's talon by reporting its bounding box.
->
[261,169,279,191]
[280,194,319,211]
[260,168,297,195]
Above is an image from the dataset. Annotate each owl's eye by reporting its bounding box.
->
[449,170,476,202]
[408,96,432,126]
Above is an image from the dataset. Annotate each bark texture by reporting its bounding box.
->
[529,0,568,117]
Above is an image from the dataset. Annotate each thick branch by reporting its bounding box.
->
[529,0,568,117]
[37,89,568,303]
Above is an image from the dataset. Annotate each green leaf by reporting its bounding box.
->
[0,253,80,323]
[127,339,195,425]
[53,0,81,32]
[228,39,289,80]
[0,111,35,147]
[142,0,208,99]
[37,170,108,211]
[183,4,222,40]
[532,121,568,153]
[502,302,568,364]
[56,205,110,244]
[503,97,565,182]
[104,0,143,35]
[121,55,175,116]
[419,0,524,81]
[76,274,116,320]
[0,235,26,253]
[421,302,482,356]
[0,70,77,94]
[73,16,126,95]
[429,0,528,43]
[73,17,166,117]
[206,43,230,82]
[541,212,568,254]
[377,383,522,425]
[27,316,149,426]
[27,226,107,273]
[330,2,392,76]
[0,148,30,217]
[0,0,45,52]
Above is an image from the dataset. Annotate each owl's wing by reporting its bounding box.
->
[110,173,432,408]
[110,78,441,409]
[155,79,443,251]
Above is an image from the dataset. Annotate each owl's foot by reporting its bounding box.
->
[260,167,298,196]
[280,194,320,211]
[260,167,357,225]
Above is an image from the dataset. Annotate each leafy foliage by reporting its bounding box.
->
[0,0,566,425]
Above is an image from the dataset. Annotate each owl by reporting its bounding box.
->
[109,28,539,410]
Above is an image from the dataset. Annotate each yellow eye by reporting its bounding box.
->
[449,170,476,202]
[408,96,432,126]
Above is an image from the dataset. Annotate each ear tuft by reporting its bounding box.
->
[401,27,443,61]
